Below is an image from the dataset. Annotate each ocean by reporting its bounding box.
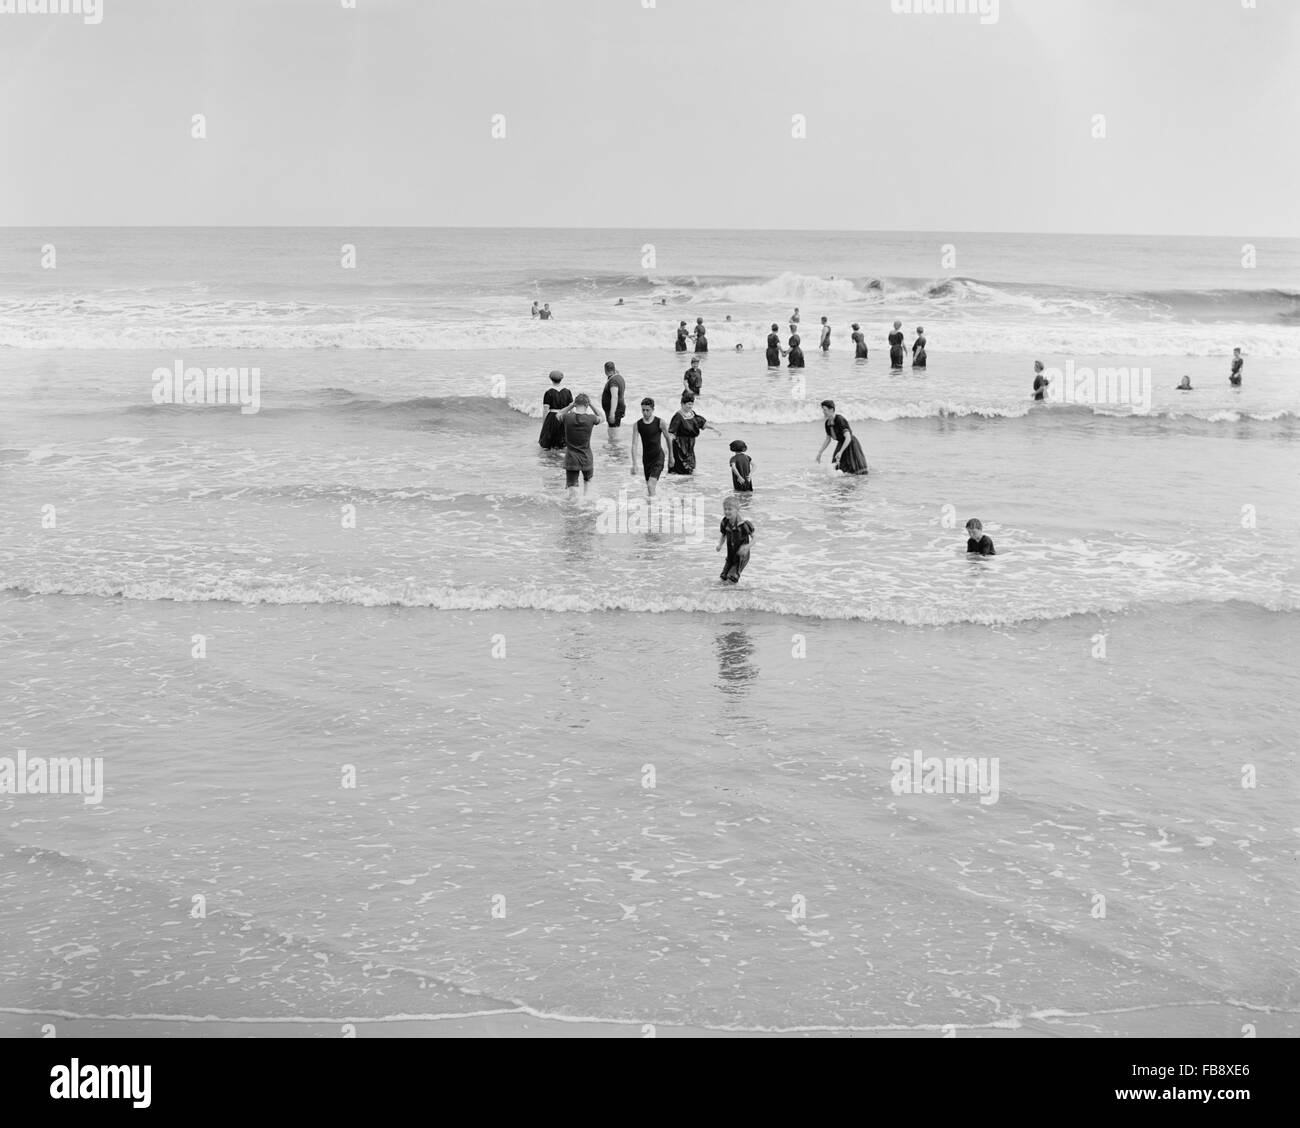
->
[2,227,1298,1035]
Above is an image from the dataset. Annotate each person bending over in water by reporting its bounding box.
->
[816,400,868,474]
[728,439,753,492]
[693,317,709,354]
[851,323,869,360]
[600,361,626,427]
[888,321,905,369]
[912,327,927,369]
[787,333,805,368]
[716,497,756,584]
[765,324,783,368]
[537,369,572,449]
[965,518,995,556]
[1032,360,1050,401]
[1178,375,1193,391]
[667,392,719,475]
[1229,348,1244,386]
[819,317,831,353]
[683,358,703,397]
[630,397,672,497]
[556,393,603,495]
[675,320,690,352]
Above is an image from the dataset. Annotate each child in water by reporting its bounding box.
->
[1177,375,1193,391]
[717,497,756,583]
[728,440,753,492]
[965,518,995,556]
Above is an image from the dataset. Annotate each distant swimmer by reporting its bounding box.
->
[765,324,783,368]
[888,321,905,369]
[630,397,672,496]
[716,497,756,584]
[850,322,869,360]
[820,317,831,353]
[675,320,690,352]
[790,307,801,334]
[556,393,603,495]
[616,298,624,306]
[816,400,868,475]
[734,343,744,351]
[728,439,753,492]
[787,333,805,368]
[1177,375,1193,391]
[601,361,627,427]
[725,314,732,322]
[531,301,540,318]
[537,369,573,449]
[1229,347,1244,386]
[683,358,704,396]
[965,518,995,556]
[667,392,719,475]
[539,303,553,320]
[912,326,927,369]
[1032,360,1050,401]
[693,317,709,354]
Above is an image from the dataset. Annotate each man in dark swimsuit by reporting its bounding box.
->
[1229,348,1244,386]
[601,362,626,427]
[557,393,602,494]
[630,397,671,496]
[1032,361,1050,401]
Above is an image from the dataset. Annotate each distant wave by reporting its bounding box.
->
[3,580,1294,625]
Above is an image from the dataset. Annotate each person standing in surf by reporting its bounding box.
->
[851,323,869,360]
[531,301,540,318]
[1229,347,1244,386]
[912,327,927,369]
[787,333,805,368]
[816,400,868,475]
[1032,360,1050,401]
[675,320,690,352]
[600,361,626,428]
[683,358,704,397]
[630,397,672,497]
[539,303,553,320]
[765,324,783,368]
[693,317,709,354]
[716,497,756,584]
[667,392,719,475]
[790,307,801,334]
[819,317,831,354]
[538,369,573,449]
[556,393,603,495]
[728,440,753,492]
[888,321,905,369]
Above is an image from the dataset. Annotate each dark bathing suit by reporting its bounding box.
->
[694,329,708,353]
[852,331,869,359]
[766,333,781,367]
[601,375,626,426]
[636,415,668,480]
[538,386,572,448]
[684,367,703,395]
[562,411,598,485]
[912,335,927,368]
[1033,374,1049,401]
[676,327,689,352]
[730,452,753,492]
[888,330,905,368]
[826,414,868,475]
[668,410,707,474]
[788,337,805,368]
[719,517,755,583]
[966,535,996,556]
[1230,358,1243,386]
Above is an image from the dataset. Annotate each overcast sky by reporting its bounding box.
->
[1,0,1295,234]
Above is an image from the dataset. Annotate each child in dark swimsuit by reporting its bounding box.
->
[787,333,805,368]
[965,518,995,556]
[728,440,753,492]
[716,497,756,583]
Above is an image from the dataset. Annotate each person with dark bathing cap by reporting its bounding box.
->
[787,333,805,368]
[765,324,783,368]
[888,320,905,369]
[600,361,626,427]
[675,320,690,352]
[693,317,708,354]
[683,358,703,396]
[850,322,869,360]
[667,391,719,475]
[816,400,868,475]
[537,369,573,449]
[912,326,927,369]
[555,392,603,495]
[630,397,672,496]
[728,439,753,492]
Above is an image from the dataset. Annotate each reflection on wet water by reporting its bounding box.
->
[714,623,758,697]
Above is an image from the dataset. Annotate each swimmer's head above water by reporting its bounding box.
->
[549,370,564,384]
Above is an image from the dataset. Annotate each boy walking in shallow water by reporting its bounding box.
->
[717,497,756,583]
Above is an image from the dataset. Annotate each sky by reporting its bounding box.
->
[0,0,1296,234]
